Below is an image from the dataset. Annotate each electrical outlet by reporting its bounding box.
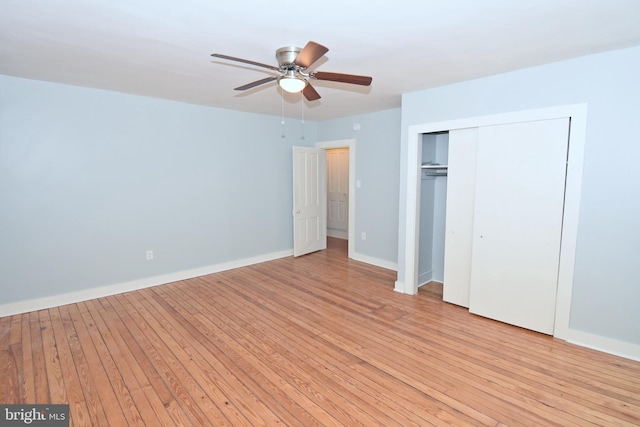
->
[361,232,367,240]
[146,250,154,260]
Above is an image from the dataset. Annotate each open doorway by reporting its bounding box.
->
[316,139,356,259]
[326,148,349,240]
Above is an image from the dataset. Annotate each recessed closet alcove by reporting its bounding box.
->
[398,104,588,339]
[418,132,449,287]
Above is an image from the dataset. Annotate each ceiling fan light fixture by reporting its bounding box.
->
[212,41,372,101]
[278,70,307,93]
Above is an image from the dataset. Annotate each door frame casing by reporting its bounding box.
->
[316,139,356,260]
[396,104,588,339]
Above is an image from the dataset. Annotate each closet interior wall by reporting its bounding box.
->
[418,132,449,286]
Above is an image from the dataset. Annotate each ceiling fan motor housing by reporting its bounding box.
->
[276,46,302,69]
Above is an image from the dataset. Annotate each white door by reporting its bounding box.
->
[468,118,570,335]
[442,128,478,308]
[327,148,349,238]
[293,146,327,257]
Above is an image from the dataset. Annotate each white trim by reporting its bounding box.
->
[567,329,640,362]
[0,249,292,317]
[394,280,405,293]
[418,271,433,287]
[316,139,356,260]
[553,106,587,339]
[397,130,422,294]
[401,104,588,340]
[351,252,397,271]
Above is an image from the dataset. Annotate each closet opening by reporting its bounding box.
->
[417,131,449,296]
[397,104,588,339]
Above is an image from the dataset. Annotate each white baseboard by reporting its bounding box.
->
[0,249,293,318]
[351,252,397,271]
[418,271,433,287]
[10,251,635,364]
[566,328,640,362]
[327,228,348,239]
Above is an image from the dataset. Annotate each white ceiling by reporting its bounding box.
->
[2,0,640,120]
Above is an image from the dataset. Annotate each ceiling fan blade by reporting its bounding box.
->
[313,71,372,86]
[302,84,321,101]
[294,41,329,68]
[234,76,278,91]
[211,53,281,72]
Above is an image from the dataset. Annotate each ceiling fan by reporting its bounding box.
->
[211,41,372,101]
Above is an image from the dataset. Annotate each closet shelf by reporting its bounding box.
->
[420,162,447,178]
[421,163,448,178]
[421,162,448,171]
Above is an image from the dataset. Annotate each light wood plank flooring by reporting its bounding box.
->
[1,238,639,426]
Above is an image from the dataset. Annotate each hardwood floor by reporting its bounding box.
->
[2,237,639,426]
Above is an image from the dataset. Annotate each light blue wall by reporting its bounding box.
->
[0,75,316,305]
[5,42,638,348]
[317,109,401,264]
[398,45,640,345]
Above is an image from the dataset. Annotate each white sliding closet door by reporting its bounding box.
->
[442,128,478,307]
[468,118,570,335]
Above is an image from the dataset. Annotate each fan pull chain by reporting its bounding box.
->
[281,89,285,138]
[300,91,305,140]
